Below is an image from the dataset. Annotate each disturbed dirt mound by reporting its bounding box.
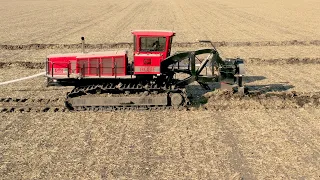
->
[1,40,320,50]
[203,91,320,110]
[246,57,320,65]
[0,61,44,69]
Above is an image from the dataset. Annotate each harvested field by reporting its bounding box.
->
[1,0,320,179]
[0,0,320,44]
[1,110,320,179]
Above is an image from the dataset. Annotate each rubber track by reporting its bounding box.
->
[1,40,320,50]
[66,83,190,112]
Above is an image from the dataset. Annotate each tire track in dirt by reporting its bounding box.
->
[262,110,320,176]
[280,110,320,166]
[200,1,315,40]
[1,40,320,50]
[27,2,122,44]
[0,97,66,113]
[175,0,209,40]
[0,1,127,44]
[188,0,251,41]
[0,5,67,44]
[138,115,163,178]
[0,6,61,24]
[49,0,136,44]
[191,0,319,41]
[168,0,202,41]
[214,112,255,179]
[104,1,148,43]
[256,112,298,178]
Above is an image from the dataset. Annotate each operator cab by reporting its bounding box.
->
[131,30,175,75]
[132,30,175,59]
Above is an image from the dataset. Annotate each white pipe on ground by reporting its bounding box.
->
[0,72,46,86]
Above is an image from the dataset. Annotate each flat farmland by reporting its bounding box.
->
[0,0,320,44]
[1,110,320,179]
[0,0,320,179]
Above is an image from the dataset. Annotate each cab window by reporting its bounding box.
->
[140,37,166,52]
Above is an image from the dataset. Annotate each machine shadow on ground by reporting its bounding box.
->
[243,75,266,83]
[187,75,295,108]
[245,84,295,93]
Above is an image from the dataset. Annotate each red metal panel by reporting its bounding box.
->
[132,30,175,37]
[114,57,126,75]
[47,51,127,78]
[47,54,79,76]
[77,58,89,76]
[134,54,161,75]
[101,57,113,76]
[76,53,127,77]
[89,58,99,76]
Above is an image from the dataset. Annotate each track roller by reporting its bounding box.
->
[170,93,184,107]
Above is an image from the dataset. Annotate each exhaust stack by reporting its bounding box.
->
[81,37,85,53]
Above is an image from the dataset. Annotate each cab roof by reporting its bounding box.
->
[131,30,175,37]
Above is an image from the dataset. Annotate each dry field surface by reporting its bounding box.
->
[1,0,320,179]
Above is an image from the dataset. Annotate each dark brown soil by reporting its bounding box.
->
[0,61,44,69]
[246,57,320,65]
[203,91,320,110]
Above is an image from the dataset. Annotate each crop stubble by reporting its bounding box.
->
[1,110,319,179]
[0,0,320,44]
[0,0,320,179]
